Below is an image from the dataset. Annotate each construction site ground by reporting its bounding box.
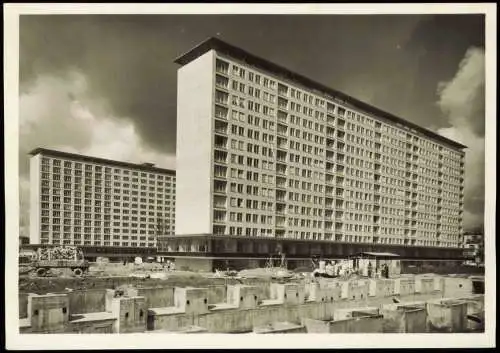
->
[18,263,288,294]
[19,261,483,295]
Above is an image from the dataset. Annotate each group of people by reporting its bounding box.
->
[367,262,390,279]
[314,259,391,279]
[163,260,176,271]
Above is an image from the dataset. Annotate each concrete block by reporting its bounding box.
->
[152,325,208,333]
[253,321,306,334]
[29,293,70,333]
[415,277,435,294]
[442,277,473,298]
[346,280,369,301]
[307,282,343,303]
[129,286,175,309]
[323,284,343,303]
[19,293,29,319]
[306,282,327,302]
[303,314,384,333]
[174,287,209,314]
[109,296,147,333]
[457,295,484,331]
[207,285,226,304]
[426,299,468,332]
[68,312,116,333]
[394,278,415,296]
[433,277,444,292]
[368,279,396,297]
[227,285,260,309]
[270,283,305,305]
[334,307,380,321]
[381,304,427,333]
[68,289,106,315]
[345,314,384,333]
[147,309,193,331]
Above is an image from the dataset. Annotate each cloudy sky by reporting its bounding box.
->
[18,14,486,234]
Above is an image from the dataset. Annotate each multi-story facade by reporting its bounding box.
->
[463,231,484,265]
[171,38,466,270]
[29,148,176,250]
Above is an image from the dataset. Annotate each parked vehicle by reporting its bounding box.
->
[28,246,89,277]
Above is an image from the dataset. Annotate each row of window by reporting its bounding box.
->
[217,58,463,162]
[41,157,174,179]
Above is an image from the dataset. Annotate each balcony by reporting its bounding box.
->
[278,83,288,97]
[214,134,228,149]
[277,137,288,149]
[276,176,287,189]
[277,124,288,137]
[214,105,229,120]
[326,151,335,162]
[214,120,228,134]
[215,74,229,89]
[276,163,287,176]
[326,127,335,138]
[215,90,229,105]
[277,110,287,123]
[213,180,227,194]
[214,150,228,164]
[278,97,288,110]
[213,210,227,223]
[216,59,229,75]
[213,200,227,210]
[275,204,286,215]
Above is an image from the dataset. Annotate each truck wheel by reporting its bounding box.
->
[36,268,47,277]
[73,268,83,276]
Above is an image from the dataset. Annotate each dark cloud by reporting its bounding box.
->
[19,14,486,230]
[20,15,485,153]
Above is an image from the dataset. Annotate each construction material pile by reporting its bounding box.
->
[37,246,82,261]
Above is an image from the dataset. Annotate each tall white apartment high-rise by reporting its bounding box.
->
[175,38,466,252]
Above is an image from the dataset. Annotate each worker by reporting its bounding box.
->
[383,264,389,278]
[367,262,373,278]
[325,261,334,277]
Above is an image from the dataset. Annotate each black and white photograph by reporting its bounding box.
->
[4,3,496,349]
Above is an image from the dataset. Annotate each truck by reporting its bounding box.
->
[28,246,90,277]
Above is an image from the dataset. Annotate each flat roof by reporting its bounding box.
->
[29,148,176,175]
[175,37,466,151]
